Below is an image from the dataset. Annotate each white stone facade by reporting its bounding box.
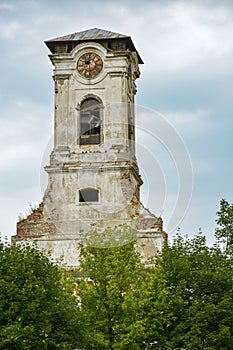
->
[14,29,166,268]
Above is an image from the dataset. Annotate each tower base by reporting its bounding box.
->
[13,202,167,268]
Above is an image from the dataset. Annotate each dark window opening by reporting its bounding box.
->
[79,188,99,202]
[79,98,101,145]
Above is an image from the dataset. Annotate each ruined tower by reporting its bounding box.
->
[14,28,166,267]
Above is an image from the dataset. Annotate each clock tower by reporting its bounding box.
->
[14,28,166,267]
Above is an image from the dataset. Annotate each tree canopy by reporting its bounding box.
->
[78,226,143,349]
[77,202,233,349]
[154,232,233,349]
[215,198,233,256]
[0,242,84,350]
[1,199,233,349]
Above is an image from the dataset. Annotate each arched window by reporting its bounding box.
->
[79,98,101,145]
[79,188,99,202]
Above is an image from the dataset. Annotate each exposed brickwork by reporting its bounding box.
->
[136,216,163,231]
[13,202,56,243]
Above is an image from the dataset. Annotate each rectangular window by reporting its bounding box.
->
[79,188,99,202]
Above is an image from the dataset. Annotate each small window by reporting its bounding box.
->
[54,44,68,53]
[79,98,101,145]
[79,188,99,202]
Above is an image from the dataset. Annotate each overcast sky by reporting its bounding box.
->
[0,0,233,243]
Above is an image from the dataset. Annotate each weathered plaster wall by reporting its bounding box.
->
[13,35,167,268]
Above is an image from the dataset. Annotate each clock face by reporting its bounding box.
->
[77,53,103,79]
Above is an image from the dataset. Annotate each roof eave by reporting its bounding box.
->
[45,39,144,64]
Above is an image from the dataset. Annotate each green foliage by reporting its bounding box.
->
[2,199,233,349]
[82,224,137,248]
[0,242,84,349]
[78,226,143,349]
[155,232,233,349]
[77,220,233,349]
[215,199,233,255]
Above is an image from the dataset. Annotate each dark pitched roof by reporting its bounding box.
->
[45,28,143,64]
[46,28,128,41]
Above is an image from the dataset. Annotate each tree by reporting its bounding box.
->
[3,199,232,349]
[153,232,233,349]
[215,198,233,255]
[77,222,233,349]
[78,226,145,349]
[0,242,84,350]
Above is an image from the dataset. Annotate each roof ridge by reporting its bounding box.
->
[44,28,144,64]
[45,28,129,42]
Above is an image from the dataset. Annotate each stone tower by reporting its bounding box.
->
[14,28,166,267]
